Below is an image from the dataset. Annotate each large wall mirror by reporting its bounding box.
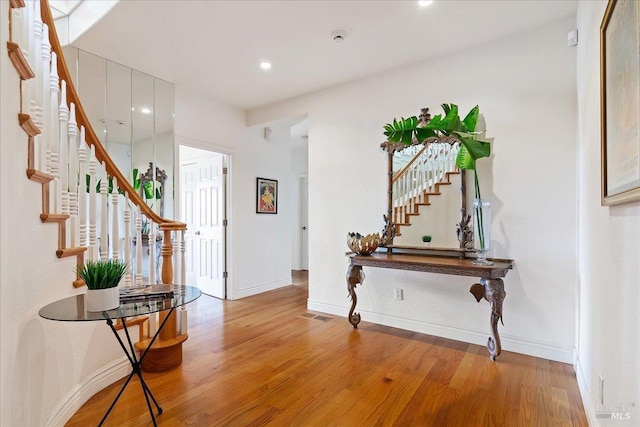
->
[62,46,175,222]
[381,108,469,251]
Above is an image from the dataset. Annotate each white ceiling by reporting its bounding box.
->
[69,0,577,111]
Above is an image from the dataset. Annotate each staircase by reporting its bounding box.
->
[6,0,189,371]
[393,141,460,236]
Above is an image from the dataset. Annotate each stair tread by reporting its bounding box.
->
[7,41,35,80]
[27,169,54,183]
[18,113,41,136]
[57,247,87,258]
[134,333,189,350]
[40,213,70,223]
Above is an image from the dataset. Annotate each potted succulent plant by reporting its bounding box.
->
[422,235,432,246]
[77,259,128,311]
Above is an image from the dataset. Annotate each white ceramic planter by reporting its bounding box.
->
[86,287,120,312]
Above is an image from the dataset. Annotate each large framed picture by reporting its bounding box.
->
[601,0,640,205]
[256,177,278,214]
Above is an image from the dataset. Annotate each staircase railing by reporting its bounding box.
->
[8,0,190,371]
[392,141,460,228]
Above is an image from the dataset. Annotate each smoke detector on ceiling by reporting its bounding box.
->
[330,30,347,43]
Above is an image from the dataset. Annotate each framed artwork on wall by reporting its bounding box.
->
[600,0,640,205]
[256,177,278,214]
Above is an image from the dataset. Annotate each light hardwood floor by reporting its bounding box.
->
[66,271,587,426]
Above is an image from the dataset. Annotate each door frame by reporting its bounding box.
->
[176,137,233,299]
[298,173,309,270]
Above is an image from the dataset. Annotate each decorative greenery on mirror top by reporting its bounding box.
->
[381,104,493,248]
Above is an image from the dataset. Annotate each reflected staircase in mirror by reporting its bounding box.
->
[7,0,189,372]
[393,141,460,236]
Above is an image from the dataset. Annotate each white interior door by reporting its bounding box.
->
[181,153,225,298]
[300,176,309,270]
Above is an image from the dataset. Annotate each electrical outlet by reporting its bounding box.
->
[393,288,403,300]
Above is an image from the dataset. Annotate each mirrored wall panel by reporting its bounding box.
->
[61,47,175,221]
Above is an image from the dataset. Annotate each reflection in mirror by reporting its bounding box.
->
[132,70,155,216]
[381,108,467,251]
[154,78,175,220]
[59,47,175,281]
[62,47,175,205]
[391,143,462,248]
[77,50,106,144]
[106,61,132,179]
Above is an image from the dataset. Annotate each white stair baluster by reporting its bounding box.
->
[111,178,120,260]
[179,307,188,335]
[180,230,186,287]
[173,233,179,284]
[42,24,52,177]
[409,166,415,215]
[148,221,156,285]
[68,102,79,247]
[135,208,143,285]
[47,42,61,213]
[123,194,132,287]
[171,231,182,284]
[88,146,97,260]
[31,1,44,171]
[78,127,87,248]
[419,152,426,204]
[58,78,69,218]
[99,162,108,261]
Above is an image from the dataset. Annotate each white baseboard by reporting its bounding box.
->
[231,277,292,300]
[44,356,130,427]
[575,352,597,426]
[307,299,574,364]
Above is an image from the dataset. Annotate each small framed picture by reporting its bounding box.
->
[256,177,278,214]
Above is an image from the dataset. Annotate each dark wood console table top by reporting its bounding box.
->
[346,251,514,361]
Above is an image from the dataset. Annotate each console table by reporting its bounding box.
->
[346,252,514,360]
[39,285,202,426]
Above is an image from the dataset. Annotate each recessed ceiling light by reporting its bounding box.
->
[418,0,433,6]
[260,61,272,70]
[140,108,152,115]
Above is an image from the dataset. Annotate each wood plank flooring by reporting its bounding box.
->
[66,271,587,426]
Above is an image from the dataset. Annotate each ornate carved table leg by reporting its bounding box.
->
[470,278,506,361]
[346,264,364,328]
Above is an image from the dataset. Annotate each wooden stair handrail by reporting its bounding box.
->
[40,0,185,231]
[392,143,429,184]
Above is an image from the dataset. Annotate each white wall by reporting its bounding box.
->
[175,87,293,299]
[249,18,578,363]
[575,1,640,424]
[1,4,130,426]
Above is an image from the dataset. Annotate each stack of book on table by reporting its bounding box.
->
[119,285,174,303]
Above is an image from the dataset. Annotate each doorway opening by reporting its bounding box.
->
[179,145,229,299]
